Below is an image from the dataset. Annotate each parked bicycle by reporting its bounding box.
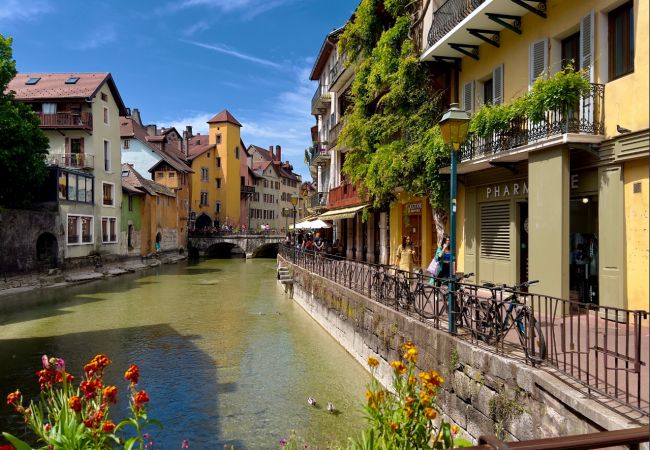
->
[476,280,547,364]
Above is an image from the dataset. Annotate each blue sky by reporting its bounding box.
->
[1,0,356,180]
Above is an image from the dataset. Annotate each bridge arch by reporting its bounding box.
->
[250,242,279,258]
[205,242,246,258]
[195,213,212,230]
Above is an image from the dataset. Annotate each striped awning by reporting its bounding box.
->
[318,204,368,220]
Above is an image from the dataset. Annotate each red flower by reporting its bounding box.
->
[124,364,140,384]
[84,361,99,377]
[80,379,103,399]
[0,445,15,450]
[84,354,111,377]
[6,390,20,406]
[36,368,55,390]
[133,390,149,406]
[101,420,116,433]
[102,385,118,404]
[68,395,82,412]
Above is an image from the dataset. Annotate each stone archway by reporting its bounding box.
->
[36,232,58,268]
[205,242,246,259]
[251,243,279,258]
[195,213,212,230]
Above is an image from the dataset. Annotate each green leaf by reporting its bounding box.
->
[2,432,35,450]
[124,436,138,450]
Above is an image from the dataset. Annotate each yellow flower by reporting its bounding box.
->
[403,347,418,363]
[452,425,460,435]
[424,407,437,419]
[367,356,379,368]
[390,360,407,375]
[402,341,415,351]
[404,405,414,418]
[419,391,431,405]
[389,421,399,431]
[407,375,417,386]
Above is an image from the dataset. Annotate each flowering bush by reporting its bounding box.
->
[349,343,471,449]
[3,354,161,450]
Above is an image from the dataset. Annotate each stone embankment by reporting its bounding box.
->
[277,255,648,446]
[0,252,186,297]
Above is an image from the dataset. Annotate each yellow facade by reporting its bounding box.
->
[389,194,438,270]
[209,121,241,226]
[190,150,219,223]
[623,159,649,311]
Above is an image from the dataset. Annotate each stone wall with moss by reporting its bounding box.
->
[278,255,643,443]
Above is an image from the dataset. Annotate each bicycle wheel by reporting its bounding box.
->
[518,308,547,364]
[396,279,412,309]
[414,285,437,319]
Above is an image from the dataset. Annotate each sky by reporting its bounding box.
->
[1,0,357,180]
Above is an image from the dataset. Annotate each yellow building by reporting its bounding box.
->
[187,110,243,229]
[419,0,648,310]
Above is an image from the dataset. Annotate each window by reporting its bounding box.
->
[128,195,133,212]
[216,134,222,144]
[235,146,239,159]
[26,77,41,85]
[482,78,494,105]
[157,172,164,179]
[201,167,209,181]
[42,103,57,114]
[102,182,115,206]
[101,92,108,102]
[103,107,109,125]
[241,176,245,186]
[128,225,134,249]
[207,152,210,158]
[103,140,111,172]
[609,1,634,80]
[58,171,93,203]
[67,215,93,245]
[123,139,130,149]
[561,32,580,70]
[216,201,221,213]
[216,157,221,168]
[70,138,84,154]
[65,77,79,84]
[200,191,208,206]
[102,217,118,243]
[168,172,175,178]
[216,178,222,189]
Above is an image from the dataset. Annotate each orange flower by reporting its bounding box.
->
[367,356,379,368]
[68,395,82,412]
[401,341,415,351]
[451,425,460,435]
[6,390,20,406]
[133,390,149,405]
[404,405,414,418]
[403,347,418,363]
[102,385,118,404]
[389,421,399,431]
[92,354,111,369]
[102,420,116,433]
[419,391,431,405]
[124,364,140,384]
[84,361,99,377]
[80,379,103,399]
[424,407,437,419]
[407,375,417,386]
[390,360,407,375]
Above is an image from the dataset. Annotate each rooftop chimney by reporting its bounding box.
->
[145,124,157,136]
[132,108,142,125]
[269,145,274,161]
[275,145,281,162]
[186,125,193,138]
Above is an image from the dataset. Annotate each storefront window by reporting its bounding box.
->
[570,196,598,304]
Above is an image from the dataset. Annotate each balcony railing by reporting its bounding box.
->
[329,52,347,86]
[328,182,363,209]
[308,192,329,210]
[309,148,330,167]
[311,82,331,113]
[240,185,255,196]
[427,0,486,49]
[37,112,93,131]
[329,120,343,147]
[46,153,94,170]
[460,83,605,162]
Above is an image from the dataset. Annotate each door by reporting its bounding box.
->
[407,214,422,267]
[519,203,529,284]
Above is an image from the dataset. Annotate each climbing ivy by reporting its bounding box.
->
[337,0,451,232]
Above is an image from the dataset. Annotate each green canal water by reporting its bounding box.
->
[0,259,369,449]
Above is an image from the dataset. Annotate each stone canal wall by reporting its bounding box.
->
[278,255,642,443]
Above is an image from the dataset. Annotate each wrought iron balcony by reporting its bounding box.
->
[308,192,329,210]
[311,82,331,114]
[460,83,605,162]
[37,112,93,131]
[46,153,94,170]
[309,147,330,167]
[329,52,347,85]
[240,185,255,197]
[427,0,487,49]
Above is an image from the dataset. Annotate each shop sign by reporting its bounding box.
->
[486,182,528,199]
[406,202,422,214]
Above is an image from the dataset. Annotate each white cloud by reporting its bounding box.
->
[160,0,295,20]
[181,39,281,69]
[183,20,210,36]
[0,0,51,22]
[74,24,117,50]
[157,112,213,136]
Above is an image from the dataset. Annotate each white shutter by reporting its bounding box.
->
[529,38,548,87]
[580,11,595,82]
[492,64,504,105]
[462,81,474,113]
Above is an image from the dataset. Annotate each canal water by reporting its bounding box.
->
[0,259,369,449]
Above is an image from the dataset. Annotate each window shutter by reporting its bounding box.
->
[79,138,85,154]
[480,202,511,260]
[64,137,70,153]
[580,11,595,82]
[492,64,504,105]
[529,38,548,87]
[462,81,474,113]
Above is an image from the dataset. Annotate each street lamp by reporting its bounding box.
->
[439,103,470,334]
[290,193,299,261]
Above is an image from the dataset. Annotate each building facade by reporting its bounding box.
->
[8,73,127,263]
[419,0,648,310]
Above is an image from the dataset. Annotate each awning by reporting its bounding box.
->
[318,204,368,221]
[289,219,332,230]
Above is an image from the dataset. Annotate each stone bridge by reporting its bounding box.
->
[188,234,284,258]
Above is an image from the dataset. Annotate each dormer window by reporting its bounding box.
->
[25,77,40,85]
[65,77,80,84]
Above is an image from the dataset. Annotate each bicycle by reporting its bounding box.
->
[432,272,475,327]
[479,280,547,364]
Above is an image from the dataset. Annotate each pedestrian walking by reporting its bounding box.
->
[395,235,416,273]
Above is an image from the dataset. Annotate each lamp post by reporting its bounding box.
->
[439,103,470,334]
[290,193,299,261]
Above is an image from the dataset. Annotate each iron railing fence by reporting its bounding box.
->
[308,192,328,209]
[427,0,486,49]
[279,245,649,417]
[311,82,330,112]
[460,83,605,161]
[46,153,94,169]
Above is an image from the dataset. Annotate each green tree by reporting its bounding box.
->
[0,33,49,208]
[337,0,451,238]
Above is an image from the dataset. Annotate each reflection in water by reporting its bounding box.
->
[0,260,368,449]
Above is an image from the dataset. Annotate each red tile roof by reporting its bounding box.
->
[8,72,128,115]
[121,164,176,197]
[187,143,216,161]
[207,109,242,127]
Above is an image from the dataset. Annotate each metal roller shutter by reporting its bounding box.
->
[480,202,510,260]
